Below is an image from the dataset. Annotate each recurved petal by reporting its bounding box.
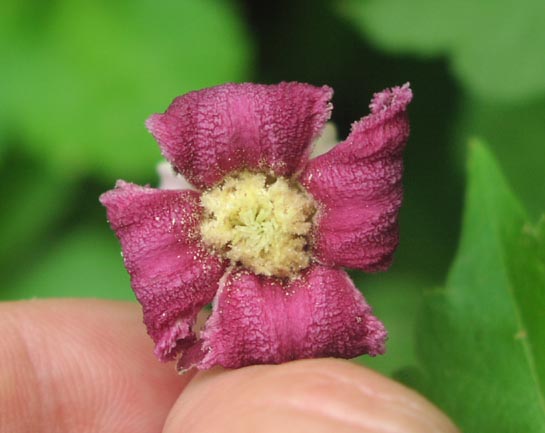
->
[301,84,412,272]
[178,265,386,371]
[100,181,226,361]
[146,82,332,190]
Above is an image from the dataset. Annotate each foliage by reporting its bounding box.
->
[0,0,251,179]
[456,97,545,217]
[343,0,545,103]
[404,140,545,432]
[3,225,131,301]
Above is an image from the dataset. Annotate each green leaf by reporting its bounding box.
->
[0,151,73,268]
[406,140,545,432]
[454,96,545,218]
[0,0,252,180]
[353,272,424,376]
[342,0,545,102]
[1,224,132,300]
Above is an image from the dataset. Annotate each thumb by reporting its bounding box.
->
[164,359,459,433]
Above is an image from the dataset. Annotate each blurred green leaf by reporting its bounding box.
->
[0,0,252,180]
[455,96,545,217]
[342,0,545,102]
[353,272,425,376]
[3,224,132,300]
[0,151,72,268]
[406,140,545,432]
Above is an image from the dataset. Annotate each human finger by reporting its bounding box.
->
[0,299,192,433]
[163,358,459,433]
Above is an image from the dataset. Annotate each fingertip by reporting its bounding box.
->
[164,359,459,433]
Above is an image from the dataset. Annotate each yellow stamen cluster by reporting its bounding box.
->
[200,171,316,278]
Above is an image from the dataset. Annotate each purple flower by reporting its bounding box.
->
[100,82,412,372]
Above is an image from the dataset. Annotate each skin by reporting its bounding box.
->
[0,299,459,433]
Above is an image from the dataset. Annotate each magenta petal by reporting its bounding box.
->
[146,82,333,190]
[179,266,387,370]
[301,84,413,272]
[99,181,226,361]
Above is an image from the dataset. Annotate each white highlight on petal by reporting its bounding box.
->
[157,161,196,190]
[311,122,338,158]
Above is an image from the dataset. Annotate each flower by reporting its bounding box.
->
[100,82,412,372]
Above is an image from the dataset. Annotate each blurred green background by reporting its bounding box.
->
[1,0,544,381]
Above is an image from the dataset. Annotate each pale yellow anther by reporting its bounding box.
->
[200,171,316,278]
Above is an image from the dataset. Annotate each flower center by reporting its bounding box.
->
[200,171,316,278]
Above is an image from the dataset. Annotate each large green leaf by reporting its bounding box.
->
[0,0,251,180]
[406,140,545,432]
[342,0,545,102]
